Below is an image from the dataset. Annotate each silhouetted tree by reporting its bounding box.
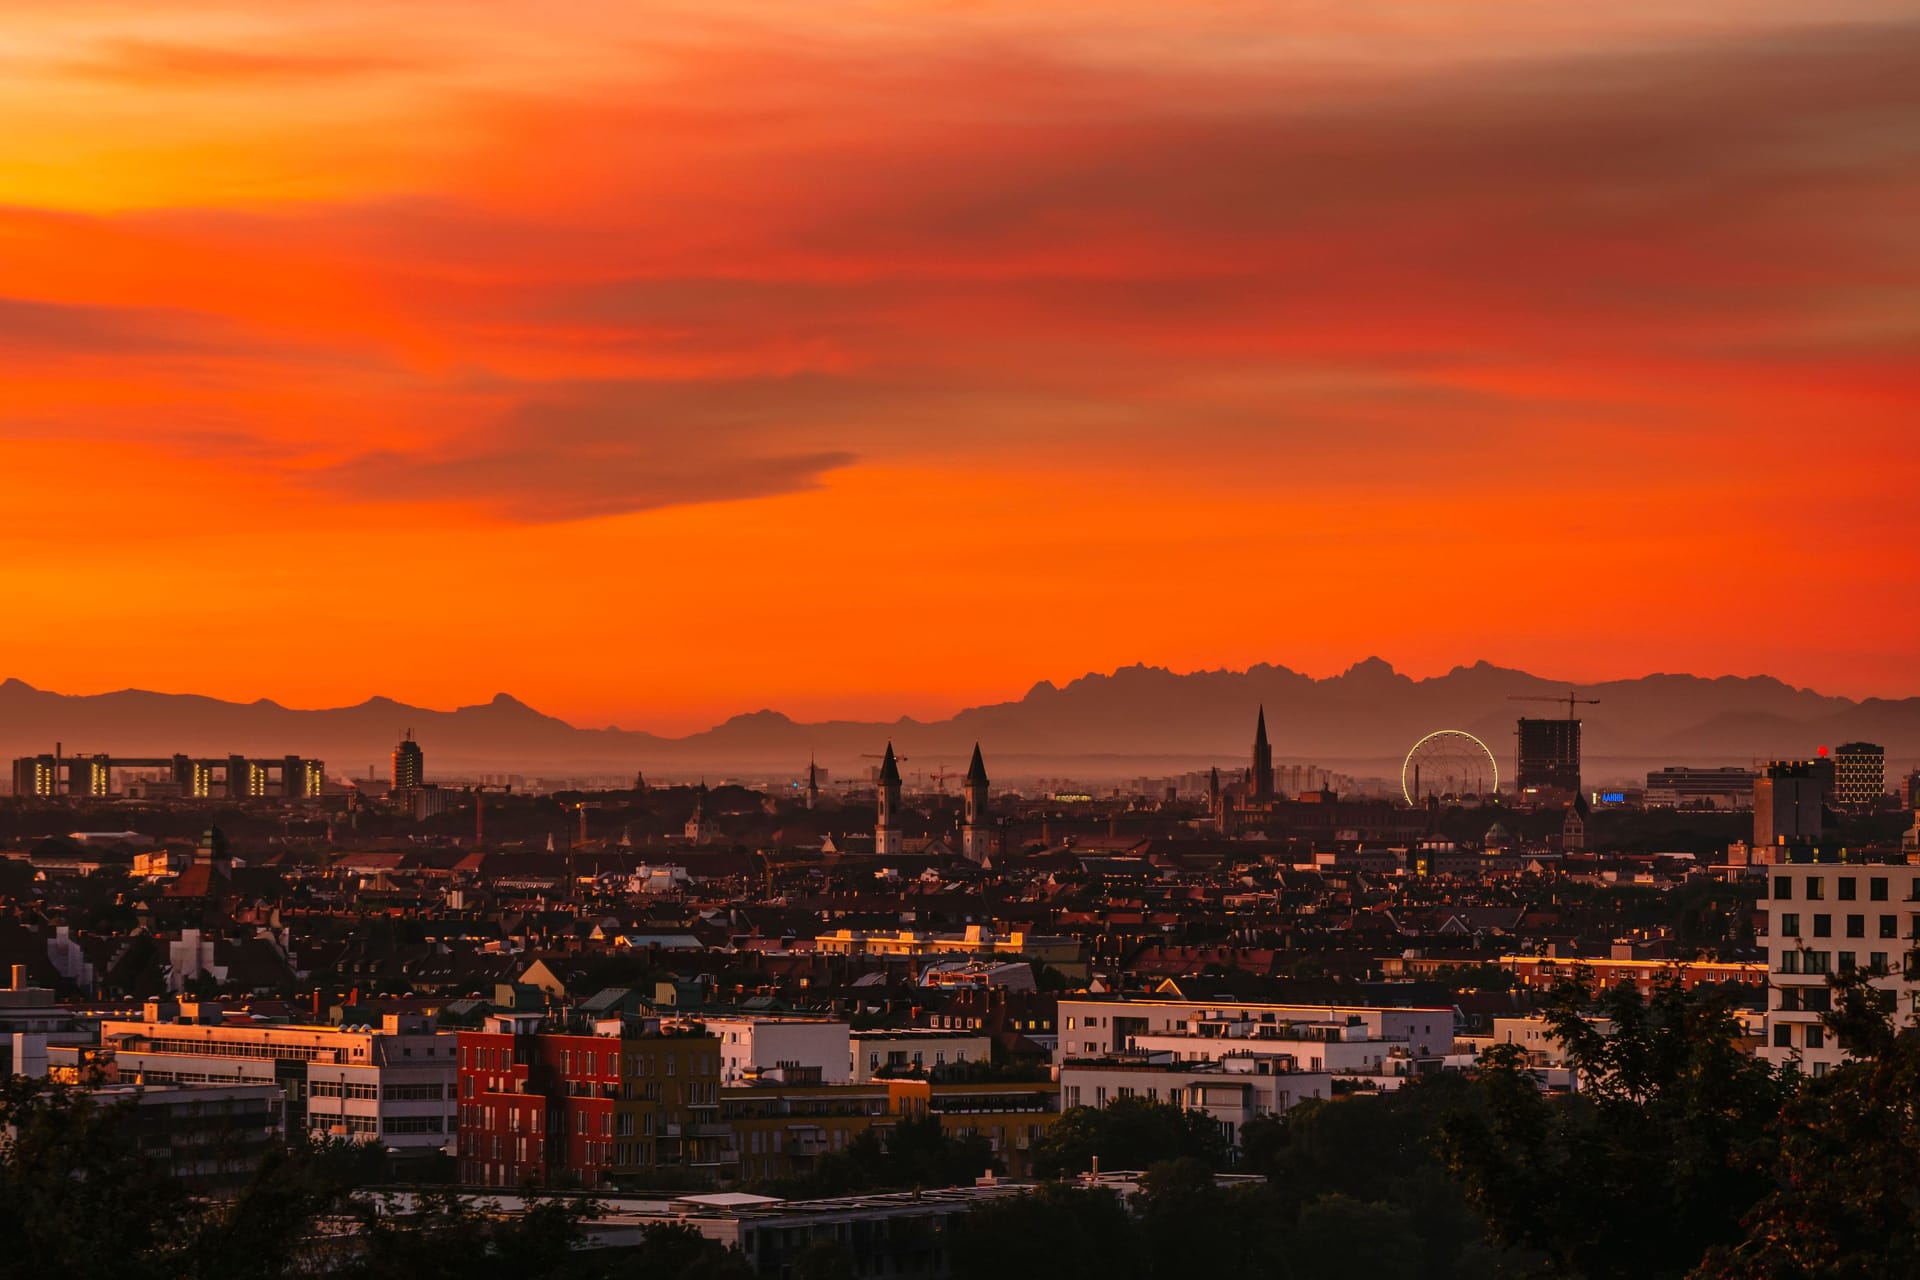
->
[1030,1097,1230,1177]
[1698,968,1920,1278]
[1441,975,1785,1279]
[1288,1193,1422,1280]
[950,1182,1141,1280]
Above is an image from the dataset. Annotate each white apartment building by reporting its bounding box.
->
[703,1015,851,1085]
[1055,997,1456,1070]
[1126,1010,1407,1079]
[1760,859,1916,1077]
[100,1001,458,1155]
[1051,997,1444,1152]
[849,1029,992,1082]
[1057,1059,1333,1150]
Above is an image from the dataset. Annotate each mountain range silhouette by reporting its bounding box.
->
[3,660,1914,784]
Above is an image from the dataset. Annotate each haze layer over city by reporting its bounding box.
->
[2,2,1918,1278]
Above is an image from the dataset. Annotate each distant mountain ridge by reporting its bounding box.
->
[1,661,1915,784]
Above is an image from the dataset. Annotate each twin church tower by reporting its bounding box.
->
[874,712,1273,855]
[874,740,993,860]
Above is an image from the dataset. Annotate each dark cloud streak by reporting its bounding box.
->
[313,378,861,522]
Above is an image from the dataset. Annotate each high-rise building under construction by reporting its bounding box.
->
[1516,717,1581,794]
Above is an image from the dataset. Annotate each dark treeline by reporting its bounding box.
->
[5,973,1919,1278]
[957,972,1920,1280]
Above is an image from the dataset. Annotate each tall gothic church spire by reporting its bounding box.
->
[875,742,904,855]
[962,743,992,863]
[1251,705,1275,800]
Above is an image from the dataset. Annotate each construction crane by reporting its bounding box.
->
[1508,691,1599,720]
[859,750,910,780]
[859,749,909,795]
[925,764,955,796]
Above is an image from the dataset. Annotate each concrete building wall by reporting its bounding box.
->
[1054,998,1455,1065]
[1761,861,1916,1077]
[850,1031,992,1081]
[705,1017,852,1085]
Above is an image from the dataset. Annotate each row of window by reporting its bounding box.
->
[467,1046,519,1073]
[1771,1022,1827,1052]
[305,1112,444,1135]
[1776,913,1903,940]
[1776,987,1833,1013]
[145,1037,334,1063]
[385,1082,449,1100]
[382,1116,446,1134]
[460,1104,658,1137]
[462,1045,720,1080]
[308,1080,379,1099]
[868,1050,969,1070]
[1773,950,1892,975]
[1771,874,1902,902]
[136,1068,252,1087]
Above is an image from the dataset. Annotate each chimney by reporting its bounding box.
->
[9,964,25,991]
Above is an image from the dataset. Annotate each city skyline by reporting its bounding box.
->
[4,2,1918,730]
[7,6,1920,1265]
[3,658,1917,789]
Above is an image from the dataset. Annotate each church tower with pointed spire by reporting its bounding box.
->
[1250,705,1275,801]
[806,756,819,810]
[875,743,904,855]
[962,743,992,862]
[685,781,713,845]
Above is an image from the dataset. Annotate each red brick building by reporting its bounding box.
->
[456,1012,724,1188]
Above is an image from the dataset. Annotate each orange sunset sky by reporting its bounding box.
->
[2,1,1917,732]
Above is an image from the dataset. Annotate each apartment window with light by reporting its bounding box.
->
[1806,878,1824,901]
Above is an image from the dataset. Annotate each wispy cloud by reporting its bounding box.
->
[69,38,426,87]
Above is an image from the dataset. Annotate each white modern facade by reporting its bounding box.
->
[1057,1059,1333,1149]
[849,1029,992,1081]
[1054,997,1456,1067]
[100,1002,458,1154]
[704,1015,852,1085]
[1760,859,1915,1077]
[1126,1010,1405,1077]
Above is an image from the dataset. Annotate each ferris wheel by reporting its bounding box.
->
[1402,729,1499,805]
